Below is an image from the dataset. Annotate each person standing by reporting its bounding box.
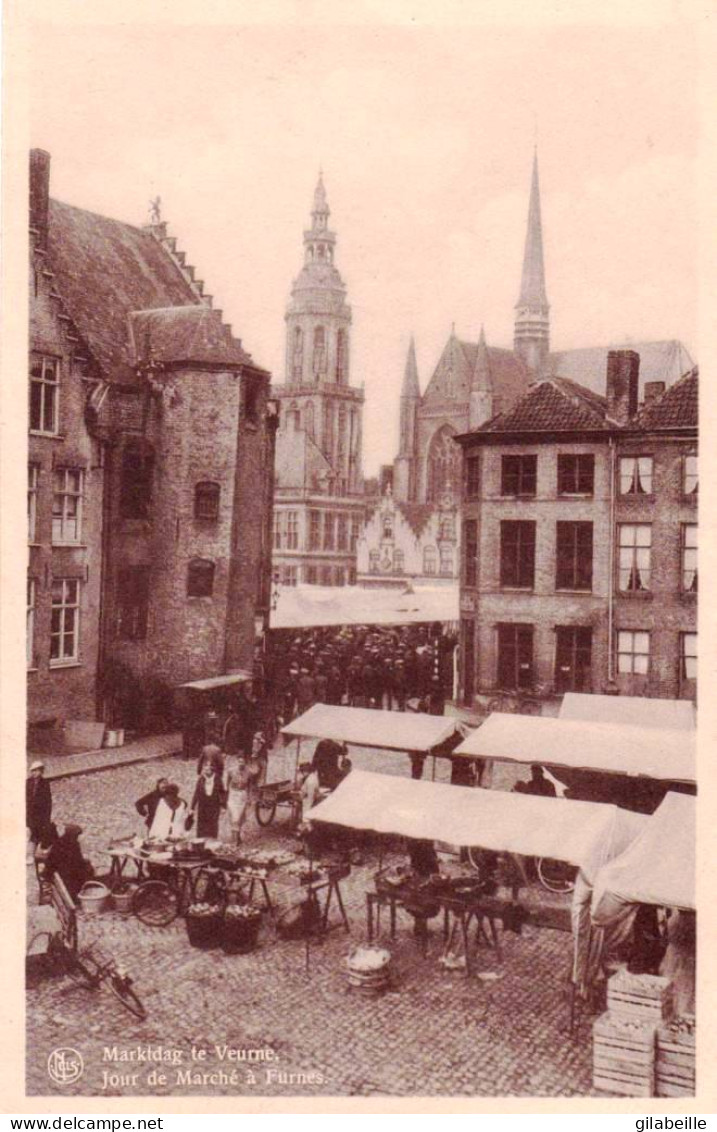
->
[190,762,226,839]
[135,777,169,831]
[148,783,190,839]
[26,761,52,864]
[224,754,252,845]
[44,824,94,901]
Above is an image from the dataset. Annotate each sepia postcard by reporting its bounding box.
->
[2,0,716,1116]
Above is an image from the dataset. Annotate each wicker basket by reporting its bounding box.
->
[346,946,392,995]
[221,906,263,954]
[185,907,223,949]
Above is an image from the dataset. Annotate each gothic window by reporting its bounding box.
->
[426,426,458,502]
[336,330,347,383]
[313,327,326,378]
[292,328,303,381]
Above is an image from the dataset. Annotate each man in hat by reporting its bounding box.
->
[44,823,94,901]
[26,760,52,864]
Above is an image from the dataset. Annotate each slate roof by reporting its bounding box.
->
[633,368,698,430]
[549,340,694,399]
[477,377,610,434]
[129,307,253,368]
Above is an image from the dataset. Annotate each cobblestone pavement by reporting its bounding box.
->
[26,745,598,1099]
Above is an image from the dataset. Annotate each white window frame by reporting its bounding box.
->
[27,577,36,669]
[30,356,60,435]
[681,524,698,592]
[273,511,283,550]
[286,511,299,550]
[619,455,653,496]
[681,632,697,681]
[439,547,454,576]
[423,546,437,576]
[28,464,39,542]
[52,468,84,545]
[683,454,698,496]
[616,630,650,675]
[50,577,80,665]
[618,524,652,592]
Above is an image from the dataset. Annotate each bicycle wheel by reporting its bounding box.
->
[132,880,180,926]
[108,971,147,1021]
[536,857,576,894]
[255,797,277,827]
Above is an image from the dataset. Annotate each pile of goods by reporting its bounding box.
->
[656,1015,695,1097]
[346,946,392,995]
[185,902,223,949]
[222,903,263,954]
[593,971,682,1097]
[286,859,350,886]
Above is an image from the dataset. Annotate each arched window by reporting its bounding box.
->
[305,401,315,440]
[292,328,303,381]
[336,330,347,383]
[187,558,215,598]
[423,546,437,575]
[194,481,220,521]
[313,327,326,377]
[337,404,347,456]
[323,401,334,460]
[120,440,154,520]
[426,426,458,502]
[382,513,394,539]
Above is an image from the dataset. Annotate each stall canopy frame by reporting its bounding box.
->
[559,692,696,732]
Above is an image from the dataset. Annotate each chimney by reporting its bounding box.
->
[30,149,51,249]
[643,380,665,406]
[606,350,640,424]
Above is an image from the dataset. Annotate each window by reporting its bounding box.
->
[464,454,480,500]
[30,356,59,434]
[500,521,536,589]
[288,403,301,430]
[321,565,332,585]
[557,454,594,496]
[382,513,393,539]
[680,632,697,681]
[555,627,592,692]
[439,515,455,541]
[194,481,220,521]
[52,469,83,544]
[116,566,150,640]
[50,578,80,664]
[427,426,459,502]
[497,624,533,690]
[120,441,154,520]
[243,374,261,425]
[292,328,303,381]
[309,510,321,551]
[334,567,345,586]
[336,330,347,383]
[682,524,697,592]
[393,548,405,573]
[187,558,215,598]
[423,546,437,576]
[369,550,380,574]
[556,522,593,591]
[27,578,35,668]
[617,630,650,675]
[350,516,361,553]
[501,454,537,497]
[683,454,698,496]
[464,518,478,586]
[322,401,335,460]
[306,565,318,585]
[337,406,347,457]
[286,511,299,550]
[28,464,39,542]
[313,326,326,377]
[618,524,652,592]
[323,512,335,550]
[440,548,454,577]
[619,456,653,496]
[282,565,298,586]
[273,511,283,550]
[348,566,357,585]
[337,514,348,551]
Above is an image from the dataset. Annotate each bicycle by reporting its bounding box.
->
[465,848,576,895]
[29,930,147,1021]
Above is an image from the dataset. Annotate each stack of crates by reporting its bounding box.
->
[656,1015,696,1097]
[592,971,674,1096]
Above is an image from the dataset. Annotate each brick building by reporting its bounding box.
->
[356,486,458,588]
[272,175,365,588]
[455,351,697,712]
[28,150,276,736]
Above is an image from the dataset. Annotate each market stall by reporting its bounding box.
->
[559,693,696,732]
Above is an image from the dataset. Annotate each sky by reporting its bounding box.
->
[29,16,699,474]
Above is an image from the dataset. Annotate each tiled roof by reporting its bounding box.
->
[396,501,436,538]
[550,340,694,399]
[129,307,252,368]
[477,377,609,434]
[633,368,698,430]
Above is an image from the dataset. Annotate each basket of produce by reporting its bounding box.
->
[346,946,392,994]
[221,904,263,954]
[77,880,111,915]
[185,903,223,949]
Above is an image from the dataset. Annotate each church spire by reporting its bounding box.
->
[472,324,491,391]
[514,149,550,373]
[401,335,420,398]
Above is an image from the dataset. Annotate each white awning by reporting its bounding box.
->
[454,713,695,784]
[270,583,459,629]
[307,769,647,881]
[176,671,252,692]
[281,704,458,754]
[559,693,696,732]
[592,792,695,913]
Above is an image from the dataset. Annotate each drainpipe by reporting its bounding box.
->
[606,438,616,685]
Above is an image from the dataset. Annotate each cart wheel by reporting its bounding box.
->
[108,971,147,1020]
[255,798,277,827]
[536,857,576,894]
[132,880,180,926]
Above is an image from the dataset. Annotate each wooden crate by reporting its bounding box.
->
[593,1013,656,1097]
[656,1016,696,1098]
[607,970,673,1023]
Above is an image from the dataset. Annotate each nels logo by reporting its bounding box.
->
[47,1047,84,1085]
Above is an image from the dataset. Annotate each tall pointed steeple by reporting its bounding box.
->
[514,149,550,373]
[401,335,420,399]
[472,324,491,390]
[395,336,420,501]
[469,324,494,428]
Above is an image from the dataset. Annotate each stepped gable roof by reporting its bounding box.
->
[47,199,201,382]
[476,376,609,435]
[633,368,698,431]
[129,307,254,369]
[550,340,694,399]
[395,502,436,539]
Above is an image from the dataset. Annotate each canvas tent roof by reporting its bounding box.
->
[307,770,646,881]
[271,584,458,629]
[559,693,696,732]
[176,672,251,692]
[454,713,695,784]
[282,705,458,754]
[591,792,695,914]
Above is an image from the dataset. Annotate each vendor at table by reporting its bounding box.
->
[135,777,169,831]
[148,782,190,839]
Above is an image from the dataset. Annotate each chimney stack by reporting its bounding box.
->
[606,350,640,424]
[30,149,51,249]
[643,380,665,406]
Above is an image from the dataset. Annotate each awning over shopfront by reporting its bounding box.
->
[307,770,646,881]
[591,792,695,914]
[454,713,696,785]
[559,693,696,732]
[281,705,459,753]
